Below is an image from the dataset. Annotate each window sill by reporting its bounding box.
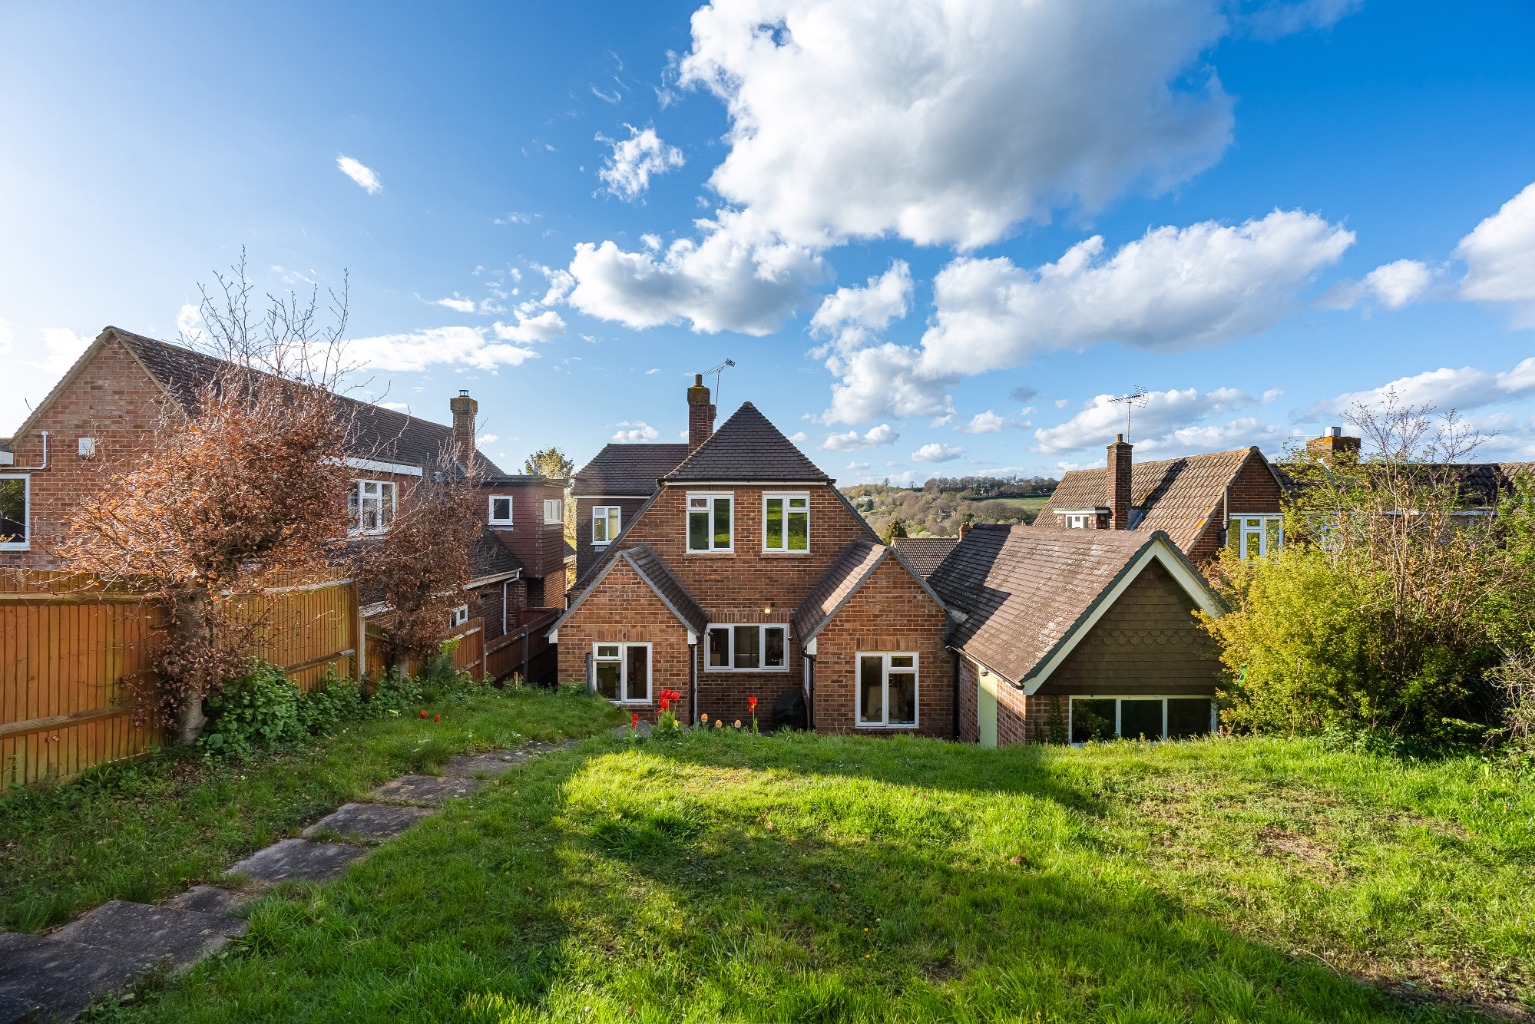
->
[608,698,652,706]
[684,549,735,555]
[703,668,790,675]
[490,522,514,529]
[760,549,811,556]
[0,544,30,552]
[856,723,918,730]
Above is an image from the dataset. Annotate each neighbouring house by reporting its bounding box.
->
[0,327,566,675]
[552,385,952,734]
[890,536,960,580]
[929,525,1226,747]
[1034,434,1286,564]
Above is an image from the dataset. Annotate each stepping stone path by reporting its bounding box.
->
[0,739,577,1022]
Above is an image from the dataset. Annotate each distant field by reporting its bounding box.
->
[988,495,1050,510]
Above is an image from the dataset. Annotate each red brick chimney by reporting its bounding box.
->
[450,390,478,466]
[1306,426,1362,463]
[687,374,714,452]
[1107,433,1132,530]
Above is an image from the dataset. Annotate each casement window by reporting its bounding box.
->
[448,604,470,629]
[706,624,788,672]
[857,652,918,729]
[1228,514,1283,559]
[686,492,733,552]
[1069,696,1214,743]
[349,480,396,535]
[763,492,810,552]
[592,505,621,545]
[489,495,514,527]
[0,474,28,550]
[594,642,651,704]
[1065,513,1090,530]
[544,498,564,524]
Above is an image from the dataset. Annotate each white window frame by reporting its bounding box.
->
[544,498,564,524]
[686,491,734,553]
[1067,695,1217,744]
[1229,514,1283,559]
[762,491,810,553]
[1065,513,1090,530]
[704,623,789,673]
[0,473,29,551]
[449,604,470,629]
[488,495,514,527]
[593,642,653,704]
[350,479,397,536]
[592,505,621,545]
[855,651,920,730]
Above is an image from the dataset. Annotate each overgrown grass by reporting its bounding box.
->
[0,683,621,932]
[91,730,1533,1023]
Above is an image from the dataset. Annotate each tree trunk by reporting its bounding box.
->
[169,588,213,745]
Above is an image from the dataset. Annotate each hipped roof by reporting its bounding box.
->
[664,402,829,483]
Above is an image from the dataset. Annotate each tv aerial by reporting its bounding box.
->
[704,358,735,408]
[1108,385,1148,441]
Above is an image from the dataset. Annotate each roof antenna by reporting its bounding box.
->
[1108,385,1148,442]
[703,358,735,409]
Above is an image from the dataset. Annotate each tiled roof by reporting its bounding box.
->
[552,542,707,636]
[792,539,885,641]
[571,443,690,497]
[111,328,507,476]
[469,529,524,583]
[664,403,829,483]
[930,525,1211,686]
[891,536,959,579]
[1272,459,1535,507]
[1036,447,1261,550]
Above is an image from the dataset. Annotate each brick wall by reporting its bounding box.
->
[1034,560,1221,696]
[808,557,952,739]
[1186,451,1283,564]
[1,335,169,569]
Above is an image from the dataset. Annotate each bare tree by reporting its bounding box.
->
[59,254,355,743]
[360,453,486,675]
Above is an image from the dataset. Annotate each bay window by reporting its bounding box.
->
[687,492,733,552]
[857,652,918,728]
[706,624,788,671]
[763,492,809,552]
[594,642,651,704]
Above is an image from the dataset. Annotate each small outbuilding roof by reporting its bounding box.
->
[929,524,1222,693]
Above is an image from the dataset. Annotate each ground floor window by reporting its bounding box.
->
[1069,696,1213,743]
[594,643,651,704]
[858,652,918,728]
[0,474,27,548]
[706,624,787,671]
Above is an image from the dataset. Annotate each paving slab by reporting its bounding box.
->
[226,839,366,885]
[51,900,247,974]
[303,802,434,840]
[0,931,160,1023]
[162,885,246,917]
[370,774,485,806]
[441,749,529,777]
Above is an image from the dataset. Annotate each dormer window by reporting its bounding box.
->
[686,492,733,552]
[489,495,513,527]
[349,480,396,535]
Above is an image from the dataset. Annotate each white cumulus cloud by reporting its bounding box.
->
[493,309,567,343]
[434,296,477,314]
[347,326,538,372]
[36,327,92,374]
[1034,386,1274,455]
[958,411,1007,434]
[911,442,965,463]
[336,156,383,195]
[1455,180,1535,326]
[597,125,686,201]
[824,343,954,425]
[612,421,660,443]
[1362,259,1434,309]
[822,423,899,451]
[809,261,913,351]
[1313,357,1535,418]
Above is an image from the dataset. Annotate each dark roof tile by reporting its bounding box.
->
[792,539,885,641]
[890,536,959,579]
[665,403,828,483]
[571,443,690,497]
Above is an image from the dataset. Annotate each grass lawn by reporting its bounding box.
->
[83,728,1532,1023]
[993,495,1051,511]
[0,684,622,932]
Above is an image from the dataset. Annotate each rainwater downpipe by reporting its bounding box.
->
[10,431,48,470]
[688,632,699,726]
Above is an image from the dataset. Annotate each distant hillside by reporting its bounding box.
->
[842,475,1057,539]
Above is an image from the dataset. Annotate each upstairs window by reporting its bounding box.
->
[1229,514,1283,559]
[0,475,28,550]
[687,492,733,552]
[1065,513,1091,529]
[449,604,470,629]
[489,495,514,527]
[593,505,621,544]
[706,624,788,672]
[763,492,809,552]
[544,498,564,524]
[349,480,396,535]
[594,642,650,704]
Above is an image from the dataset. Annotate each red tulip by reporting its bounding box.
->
[659,698,670,711]
[433,715,441,723]
[420,710,428,719]
[630,712,639,729]
[748,696,758,710]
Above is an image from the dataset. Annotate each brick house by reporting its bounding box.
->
[551,390,952,735]
[1033,435,1287,563]
[0,327,566,663]
[929,525,1225,746]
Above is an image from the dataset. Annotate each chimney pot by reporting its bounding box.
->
[450,390,479,467]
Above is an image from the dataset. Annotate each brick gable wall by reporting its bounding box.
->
[1,336,171,569]
[1186,454,1284,564]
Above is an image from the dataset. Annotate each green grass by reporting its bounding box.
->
[993,495,1051,511]
[0,684,622,932]
[85,729,1533,1023]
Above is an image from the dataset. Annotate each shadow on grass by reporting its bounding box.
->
[109,732,1510,1024]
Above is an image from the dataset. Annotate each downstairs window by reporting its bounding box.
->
[0,475,27,549]
[594,643,651,704]
[858,652,918,728]
[1069,696,1213,743]
[706,624,788,671]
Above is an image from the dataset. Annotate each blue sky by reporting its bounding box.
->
[2,0,1533,482]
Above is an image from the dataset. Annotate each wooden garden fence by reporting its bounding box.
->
[0,572,361,791]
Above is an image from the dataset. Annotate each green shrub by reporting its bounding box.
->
[296,669,365,734]
[200,661,303,760]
